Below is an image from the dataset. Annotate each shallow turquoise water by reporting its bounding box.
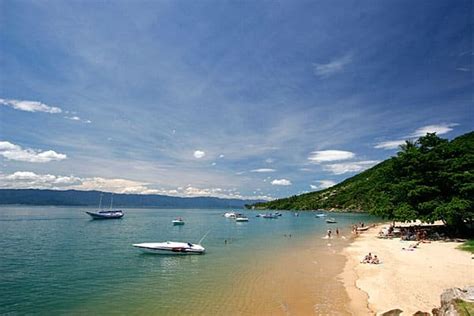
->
[0,206,378,314]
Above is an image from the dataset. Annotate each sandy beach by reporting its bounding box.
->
[342,224,474,315]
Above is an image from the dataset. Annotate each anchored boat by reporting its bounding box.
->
[235,216,249,222]
[133,241,205,255]
[172,218,185,225]
[86,193,124,220]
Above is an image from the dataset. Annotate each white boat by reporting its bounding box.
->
[133,241,205,255]
[172,218,185,225]
[224,212,237,218]
[315,213,326,218]
[235,216,249,222]
[326,218,337,224]
[86,193,124,220]
[261,213,278,219]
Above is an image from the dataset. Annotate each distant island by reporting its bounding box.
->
[252,131,473,231]
[0,189,264,209]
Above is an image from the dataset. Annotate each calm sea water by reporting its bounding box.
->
[0,206,377,314]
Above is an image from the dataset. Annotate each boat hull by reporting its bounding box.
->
[133,242,205,255]
[86,211,124,219]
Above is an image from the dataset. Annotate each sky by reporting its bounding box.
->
[0,0,472,200]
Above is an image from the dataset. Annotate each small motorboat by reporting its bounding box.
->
[315,213,326,218]
[224,212,237,218]
[262,213,278,219]
[172,218,185,225]
[326,218,337,224]
[235,216,249,222]
[133,241,205,255]
[356,226,370,231]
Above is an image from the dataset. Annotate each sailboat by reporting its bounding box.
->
[86,193,124,219]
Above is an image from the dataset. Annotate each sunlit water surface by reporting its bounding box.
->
[0,206,378,314]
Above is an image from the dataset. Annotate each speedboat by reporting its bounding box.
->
[86,193,124,219]
[172,218,185,225]
[326,218,337,224]
[133,241,205,255]
[315,213,326,218]
[224,212,237,218]
[235,216,249,222]
[262,213,278,219]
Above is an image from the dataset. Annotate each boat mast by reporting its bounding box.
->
[99,193,103,210]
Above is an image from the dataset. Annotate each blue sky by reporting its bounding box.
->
[0,0,472,200]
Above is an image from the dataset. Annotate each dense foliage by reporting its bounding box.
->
[252,132,474,228]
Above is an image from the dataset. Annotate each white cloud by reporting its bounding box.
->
[455,67,470,72]
[311,180,336,190]
[219,154,225,158]
[0,171,273,200]
[65,116,92,123]
[308,150,355,163]
[374,139,406,150]
[313,54,352,78]
[0,98,62,113]
[271,179,292,186]
[193,150,205,159]
[323,160,379,175]
[211,162,216,166]
[250,168,276,173]
[0,141,67,163]
[410,123,458,137]
[2,171,80,188]
[374,123,458,150]
[265,158,274,164]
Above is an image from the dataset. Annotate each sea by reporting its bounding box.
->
[0,206,378,315]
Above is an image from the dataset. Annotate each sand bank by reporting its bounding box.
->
[342,224,474,315]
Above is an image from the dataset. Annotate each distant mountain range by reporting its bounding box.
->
[0,189,264,208]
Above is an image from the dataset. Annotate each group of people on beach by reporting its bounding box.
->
[351,222,367,235]
[361,252,380,264]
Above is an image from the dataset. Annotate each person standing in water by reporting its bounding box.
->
[327,229,332,238]
[336,228,339,236]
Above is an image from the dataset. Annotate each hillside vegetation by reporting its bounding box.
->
[252,132,474,228]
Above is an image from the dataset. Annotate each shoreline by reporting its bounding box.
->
[341,223,474,315]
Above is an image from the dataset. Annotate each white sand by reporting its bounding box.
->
[342,224,474,315]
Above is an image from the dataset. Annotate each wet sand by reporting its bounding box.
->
[198,234,355,315]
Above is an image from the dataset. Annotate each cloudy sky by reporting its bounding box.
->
[0,1,472,200]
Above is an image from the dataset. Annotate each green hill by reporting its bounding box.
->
[252,132,474,228]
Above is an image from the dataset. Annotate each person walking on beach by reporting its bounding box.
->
[336,228,339,236]
[327,229,332,238]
